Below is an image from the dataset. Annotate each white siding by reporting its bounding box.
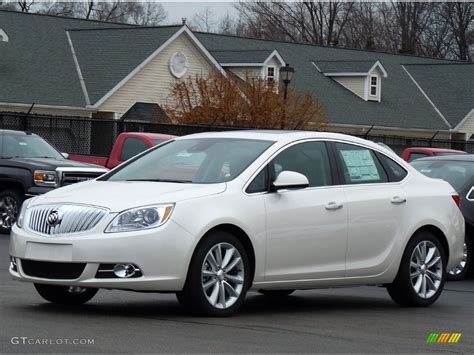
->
[456,110,474,135]
[333,76,366,99]
[98,33,213,117]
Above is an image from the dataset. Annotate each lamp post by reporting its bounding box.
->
[279,64,295,128]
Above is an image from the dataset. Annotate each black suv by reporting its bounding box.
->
[412,154,474,280]
[0,130,108,234]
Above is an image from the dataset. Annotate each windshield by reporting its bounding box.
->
[104,138,274,184]
[411,160,474,191]
[0,134,64,160]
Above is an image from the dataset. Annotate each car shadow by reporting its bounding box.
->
[17,291,402,320]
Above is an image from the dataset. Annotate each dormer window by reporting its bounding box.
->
[0,29,8,42]
[315,60,387,102]
[266,66,276,85]
[370,76,378,96]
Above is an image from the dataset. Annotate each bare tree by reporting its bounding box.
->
[129,2,167,26]
[18,0,34,13]
[441,2,473,61]
[235,1,354,45]
[1,1,167,26]
[189,6,216,32]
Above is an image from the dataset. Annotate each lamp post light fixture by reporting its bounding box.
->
[280,63,295,101]
[279,63,295,129]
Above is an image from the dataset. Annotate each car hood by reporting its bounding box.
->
[31,180,227,212]
[13,157,104,170]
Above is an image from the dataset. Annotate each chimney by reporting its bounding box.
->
[182,18,187,26]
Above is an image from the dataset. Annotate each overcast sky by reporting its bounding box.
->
[162,2,237,26]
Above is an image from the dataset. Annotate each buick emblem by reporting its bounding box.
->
[47,210,62,227]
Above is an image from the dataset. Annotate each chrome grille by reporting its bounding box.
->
[26,204,108,236]
[61,172,103,186]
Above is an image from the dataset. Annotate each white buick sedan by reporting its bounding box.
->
[10,131,465,316]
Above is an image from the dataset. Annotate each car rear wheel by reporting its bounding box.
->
[258,289,295,297]
[387,231,446,307]
[176,231,250,316]
[34,284,98,305]
[0,189,22,235]
[447,238,471,281]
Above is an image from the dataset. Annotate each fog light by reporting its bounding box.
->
[113,264,137,278]
[10,257,18,272]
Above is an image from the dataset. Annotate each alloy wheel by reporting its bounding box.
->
[0,196,18,229]
[201,242,244,309]
[410,241,443,299]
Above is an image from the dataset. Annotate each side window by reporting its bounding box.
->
[246,167,267,194]
[272,141,332,187]
[120,138,150,161]
[408,152,428,162]
[376,152,408,182]
[335,143,388,184]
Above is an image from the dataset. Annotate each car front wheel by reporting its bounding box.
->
[176,231,250,316]
[34,284,98,305]
[387,231,446,307]
[0,189,22,234]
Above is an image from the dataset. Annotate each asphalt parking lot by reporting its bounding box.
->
[1,235,473,354]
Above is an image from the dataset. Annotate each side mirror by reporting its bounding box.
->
[61,152,69,159]
[271,171,309,191]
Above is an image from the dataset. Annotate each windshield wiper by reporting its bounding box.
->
[124,178,193,183]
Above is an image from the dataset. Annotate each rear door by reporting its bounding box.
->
[332,142,408,277]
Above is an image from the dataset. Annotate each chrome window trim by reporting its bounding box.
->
[243,138,409,196]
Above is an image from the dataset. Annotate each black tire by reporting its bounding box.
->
[0,189,23,235]
[34,284,98,305]
[258,289,295,297]
[387,231,446,307]
[447,237,471,281]
[176,231,251,316]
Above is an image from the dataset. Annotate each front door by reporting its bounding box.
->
[263,141,348,281]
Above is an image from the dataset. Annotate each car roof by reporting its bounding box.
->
[0,129,37,137]
[412,154,474,162]
[177,130,376,145]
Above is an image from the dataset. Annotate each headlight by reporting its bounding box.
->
[16,198,32,229]
[34,170,57,187]
[105,204,174,233]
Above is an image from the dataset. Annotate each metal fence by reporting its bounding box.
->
[1,112,473,156]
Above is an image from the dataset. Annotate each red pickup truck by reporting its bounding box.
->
[69,132,175,169]
[401,147,466,162]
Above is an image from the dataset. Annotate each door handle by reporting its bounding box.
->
[325,202,343,211]
[391,196,407,204]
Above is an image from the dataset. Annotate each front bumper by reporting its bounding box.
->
[9,219,196,291]
[25,186,55,197]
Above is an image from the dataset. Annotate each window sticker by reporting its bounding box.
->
[340,149,380,182]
